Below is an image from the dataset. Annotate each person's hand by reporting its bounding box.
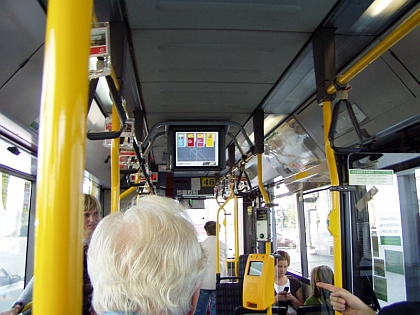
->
[316,282,376,315]
[275,291,290,303]
[0,307,20,315]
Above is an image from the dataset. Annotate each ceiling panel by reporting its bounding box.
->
[0,48,44,132]
[132,30,310,84]
[0,0,45,88]
[124,0,338,31]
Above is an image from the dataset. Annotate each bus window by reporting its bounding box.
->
[354,178,407,308]
[349,153,420,308]
[274,194,301,273]
[303,189,334,273]
[0,172,31,310]
[0,140,34,310]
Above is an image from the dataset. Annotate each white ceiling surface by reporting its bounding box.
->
[124,0,338,166]
[2,1,419,188]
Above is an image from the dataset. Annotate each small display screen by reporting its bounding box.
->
[248,261,264,276]
[175,131,219,167]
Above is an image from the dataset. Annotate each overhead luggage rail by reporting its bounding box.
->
[328,8,420,94]
[141,120,254,153]
[87,75,127,140]
[317,8,420,295]
[326,8,419,154]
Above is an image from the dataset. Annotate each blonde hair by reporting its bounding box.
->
[88,195,206,315]
[310,265,334,303]
[84,194,101,212]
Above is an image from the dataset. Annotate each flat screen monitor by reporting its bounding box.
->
[169,127,225,172]
[248,261,263,276]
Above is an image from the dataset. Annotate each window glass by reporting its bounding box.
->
[348,153,420,309]
[0,172,31,310]
[353,178,406,308]
[351,166,420,309]
[303,189,334,273]
[273,194,301,273]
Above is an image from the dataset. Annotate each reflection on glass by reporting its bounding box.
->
[265,117,325,178]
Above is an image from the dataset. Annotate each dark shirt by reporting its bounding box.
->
[378,301,420,315]
[83,243,94,315]
[275,276,302,307]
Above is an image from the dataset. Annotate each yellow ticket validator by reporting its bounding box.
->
[243,254,275,310]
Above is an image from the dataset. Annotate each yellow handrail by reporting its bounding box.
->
[33,0,93,314]
[216,183,234,275]
[111,106,121,213]
[328,8,420,94]
[257,154,270,206]
[322,100,342,291]
[323,8,420,295]
[21,302,32,313]
[257,153,272,256]
[233,193,240,277]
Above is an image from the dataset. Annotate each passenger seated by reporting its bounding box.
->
[273,250,304,313]
[87,195,207,315]
[304,265,334,305]
[317,282,420,315]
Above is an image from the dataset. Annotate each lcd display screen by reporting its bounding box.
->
[175,131,219,168]
[248,261,263,276]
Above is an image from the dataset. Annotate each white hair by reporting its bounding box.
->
[88,195,206,315]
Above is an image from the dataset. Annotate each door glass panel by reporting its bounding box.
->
[303,189,334,273]
[349,153,420,309]
[355,180,406,308]
[0,172,31,310]
[274,194,301,273]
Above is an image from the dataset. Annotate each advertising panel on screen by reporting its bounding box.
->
[175,131,219,167]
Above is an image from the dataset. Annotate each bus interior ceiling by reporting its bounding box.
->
[0,0,420,190]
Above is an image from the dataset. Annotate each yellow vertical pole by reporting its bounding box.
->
[216,183,234,275]
[111,107,120,213]
[323,100,342,289]
[257,153,272,255]
[257,154,270,205]
[34,0,93,314]
[233,193,240,277]
[322,9,420,294]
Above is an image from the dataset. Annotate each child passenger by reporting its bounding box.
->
[304,265,334,305]
[273,250,304,313]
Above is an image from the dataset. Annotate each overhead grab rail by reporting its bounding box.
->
[234,164,253,197]
[217,151,255,187]
[327,8,419,96]
[132,140,155,194]
[327,8,419,153]
[143,131,167,157]
[87,77,99,114]
[328,88,369,153]
[87,75,127,140]
[319,10,419,292]
[140,120,254,152]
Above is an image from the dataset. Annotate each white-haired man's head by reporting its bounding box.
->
[88,195,206,315]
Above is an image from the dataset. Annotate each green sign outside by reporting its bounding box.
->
[374,276,388,301]
[385,250,404,275]
[380,236,401,246]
